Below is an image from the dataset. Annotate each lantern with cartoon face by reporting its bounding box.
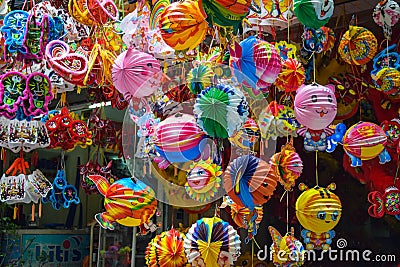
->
[295,183,342,250]
[294,83,337,151]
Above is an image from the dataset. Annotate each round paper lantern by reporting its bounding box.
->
[87,176,157,230]
[159,0,208,51]
[373,0,400,39]
[112,47,161,98]
[373,67,400,95]
[294,83,337,130]
[338,26,378,66]
[328,122,391,167]
[154,113,206,163]
[187,64,214,94]
[145,228,188,267]
[294,0,334,29]
[296,183,342,234]
[184,217,241,266]
[193,84,249,138]
[185,159,222,202]
[230,36,282,89]
[275,58,305,93]
[223,154,279,209]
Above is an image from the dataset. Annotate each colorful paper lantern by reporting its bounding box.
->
[326,122,391,167]
[145,228,188,267]
[159,0,208,51]
[223,154,279,210]
[269,226,304,266]
[184,217,241,266]
[368,186,400,221]
[112,47,162,98]
[258,101,300,140]
[193,84,249,138]
[294,83,337,130]
[294,0,334,29]
[338,26,378,66]
[270,142,303,191]
[185,159,222,202]
[187,64,214,95]
[88,175,158,230]
[229,117,261,150]
[295,183,341,250]
[230,36,282,90]
[275,58,305,92]
[154,113,206,164]
[200,0,251,31]
[373,0,400,39]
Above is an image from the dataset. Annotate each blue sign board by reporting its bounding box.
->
[20,232,89,267]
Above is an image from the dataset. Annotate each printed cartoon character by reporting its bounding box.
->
[87,175,157,230]
[294,84,337,151]
[368,186,400,220]
[185,158,222,203]
[327,122,391,167]
[295,183,342,250]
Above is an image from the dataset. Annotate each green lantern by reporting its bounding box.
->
[294,0,334,29]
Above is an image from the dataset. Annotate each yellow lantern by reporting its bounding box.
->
[295,183,342,250]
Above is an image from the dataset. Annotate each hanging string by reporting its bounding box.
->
[315,151,319,186]
[286,191,289,234]
[252,239,254,267]
[394,155,399,185]
[313,52,316,84]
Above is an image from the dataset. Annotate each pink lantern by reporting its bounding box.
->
[294,83,337,130]
[112,47,162,98]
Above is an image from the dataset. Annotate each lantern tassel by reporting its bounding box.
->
[39,200,42,218]
[31,204,35,222]
[13,205,17,220]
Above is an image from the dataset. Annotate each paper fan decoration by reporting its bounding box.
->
[187,64,214,95]
[275,58,305,93]
[112,47,162,98]
[159,0,208,51]
[223,154,279,210]
[270,142,303,191]
[338,26,378,66]
[193,84,249,138]
[258,101,300,140]
[184,217,241,266]
[145,228,188,267]
[185,158,222,202]
[373,0,400,39]
[269,226,304,267]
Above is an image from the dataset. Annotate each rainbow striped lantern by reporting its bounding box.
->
[295,183,342,250]
[154,113,206,166]
[88,176,157,230]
